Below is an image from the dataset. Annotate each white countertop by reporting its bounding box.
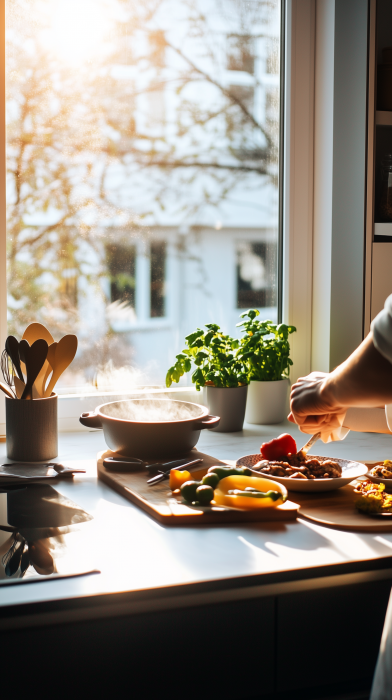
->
[1,421,392,621]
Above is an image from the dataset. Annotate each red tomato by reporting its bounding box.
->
[260,433,297,460]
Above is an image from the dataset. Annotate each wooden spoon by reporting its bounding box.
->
[42,342,58,394]
[44,335,78,397]
[22,323,54,397]
[19,339,48,400]
[14,375,40,400]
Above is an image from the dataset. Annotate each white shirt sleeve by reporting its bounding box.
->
[372,294,392,364]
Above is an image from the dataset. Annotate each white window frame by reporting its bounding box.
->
[1,0,367,433]
[0,0,303,433]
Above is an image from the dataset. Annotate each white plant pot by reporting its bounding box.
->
[245,378,289,425]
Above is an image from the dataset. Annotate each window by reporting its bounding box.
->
[150,242,166,318]
[237,241,277,310]
[227,35,255,74]
[5,0,282,391]
[106,243,136,308]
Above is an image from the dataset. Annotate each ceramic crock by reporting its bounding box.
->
[79,398,220,459]
[6,394,58,462]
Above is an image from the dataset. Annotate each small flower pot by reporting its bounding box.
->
[204,385,248,432]
[6,394,58,462]
[245,378,289,425]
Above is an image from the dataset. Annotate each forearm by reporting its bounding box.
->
[323,333,392,408]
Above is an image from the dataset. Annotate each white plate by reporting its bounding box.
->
[236,454,368,492]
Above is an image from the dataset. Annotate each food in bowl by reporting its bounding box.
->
[369,460,392,479]
[257,456,342,480]
[257,433,342,479]
[354,480,392,514]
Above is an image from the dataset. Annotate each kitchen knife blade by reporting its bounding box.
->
[147,458,203,486]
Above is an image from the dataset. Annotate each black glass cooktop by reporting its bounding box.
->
[0,484,98,584]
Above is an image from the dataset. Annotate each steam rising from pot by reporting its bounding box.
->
[101,399,204,422]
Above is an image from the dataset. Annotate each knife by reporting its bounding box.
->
[147,458,203,486]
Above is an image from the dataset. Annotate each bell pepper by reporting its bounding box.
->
[170,468,191,490]
[260,433,297,460]
[214,475,287,510]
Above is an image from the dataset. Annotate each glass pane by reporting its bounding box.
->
[6,0,281,392]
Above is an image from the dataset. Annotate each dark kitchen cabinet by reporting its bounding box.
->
[276,579,392,694]
[1,596,275,700]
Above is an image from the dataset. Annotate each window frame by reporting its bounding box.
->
[0,0,315,434]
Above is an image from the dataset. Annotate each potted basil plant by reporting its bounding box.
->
[237,310,296,424]
[166,324,249,432]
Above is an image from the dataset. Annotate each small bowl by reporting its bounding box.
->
[236,454,368,492]
[365,462,392,493]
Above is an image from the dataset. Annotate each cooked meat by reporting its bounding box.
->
[258,455,342,480]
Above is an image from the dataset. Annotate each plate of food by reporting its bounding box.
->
[354,479,392,516]
[366,461,392,493]
[236,433,368,492]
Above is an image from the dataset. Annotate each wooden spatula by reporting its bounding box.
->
[22,323,54,397]
[44,335,78,397]
[19,339,48,400]
[42,342,57,394]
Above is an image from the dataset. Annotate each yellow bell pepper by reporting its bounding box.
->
[170,468,191,490]
[214,475,287,510]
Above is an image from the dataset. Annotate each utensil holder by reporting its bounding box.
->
[6,394,58,462]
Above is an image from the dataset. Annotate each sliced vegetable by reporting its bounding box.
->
[207,465,252,481]
[260,433,297,460]
[170,469,191,490]
[227,488,283,501]
[214,475,286,510]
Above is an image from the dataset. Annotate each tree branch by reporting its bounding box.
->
[165,41,272,148]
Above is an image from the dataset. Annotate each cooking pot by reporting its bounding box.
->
[79,398,220,459]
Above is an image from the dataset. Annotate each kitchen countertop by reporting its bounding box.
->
[1,421,392,628]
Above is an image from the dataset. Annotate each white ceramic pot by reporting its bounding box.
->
[204,385,248,432]
[245,378,289,425]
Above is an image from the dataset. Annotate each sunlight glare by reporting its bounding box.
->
[41,0,111,65]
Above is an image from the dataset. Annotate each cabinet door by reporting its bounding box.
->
[2,595,275,699]
[276,579,392,692]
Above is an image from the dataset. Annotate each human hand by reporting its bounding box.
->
[288,371,346,435]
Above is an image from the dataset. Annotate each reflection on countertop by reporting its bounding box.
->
[0,485,95,583]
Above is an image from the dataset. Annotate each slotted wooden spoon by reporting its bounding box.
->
[44,335,78,397]
[22,323,54,397]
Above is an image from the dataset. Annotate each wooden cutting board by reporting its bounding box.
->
[296,484,392,532]
[97,449,299,525]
